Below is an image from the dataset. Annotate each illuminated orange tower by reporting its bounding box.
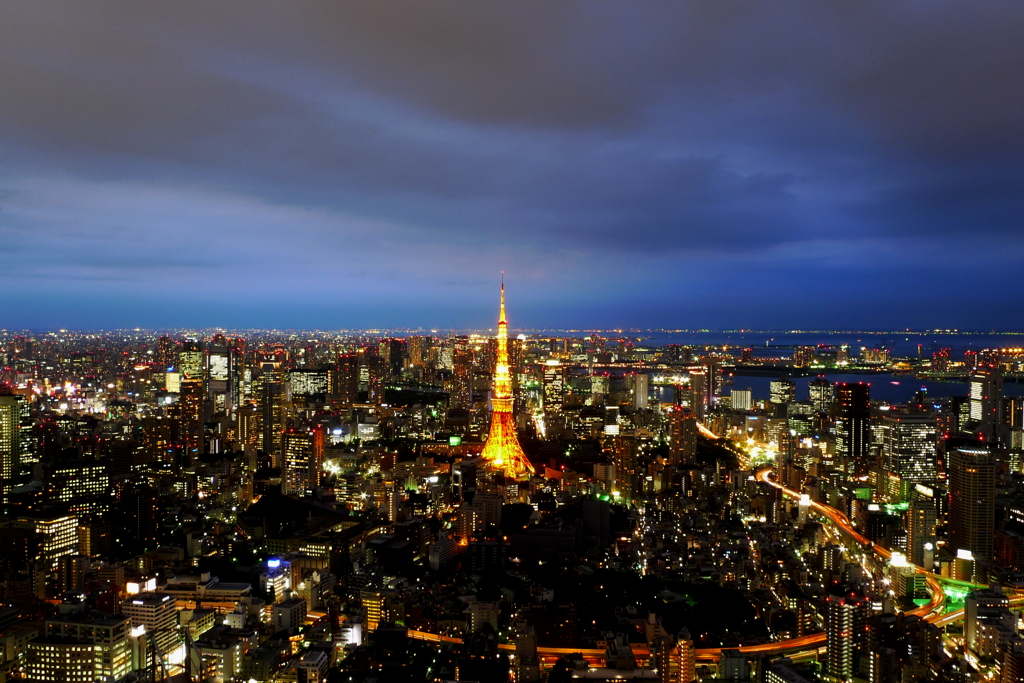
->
[480,278,533,479]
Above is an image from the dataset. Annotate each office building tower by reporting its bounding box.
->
[835,383,870,474]
[333,354,360,404]
[480,282,532,480]
[0,395,22,505]
[808,377,834,412]
[259,354,287,469]
[730,388,753,412]
[703,359,722,407]
[824,589,870,681]
[882,413,938,484]
[451,342,473,410]
[631,373,649,410]
[686,370,706,421]
[174,378,204,465]
[283,426,325,497]
[906,498,937,568]
[156,335,177,369]
[44,461,111,516]
[121,593,181,662]
[543,360,565,418]
[205,335,241,419]
[366,353,387,404]
[964,587,1012,661]
[612,436,638,498]
[770,379,796,406]
[288,368,330,401]
[669,407,697,467]
[25,614,134,683]
[949,446,996,564]
[970,365,1006,445]
[792,346,814,368]
[179,340,204,380]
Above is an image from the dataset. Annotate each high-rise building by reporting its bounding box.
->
[949,446,996,564]
[366,353,388,404]
[451,342,473,410]
[44,461,111,516]
[333,354,360,404]
[808,377,834,413]
[668,407,697,467]
[25,613,134,683]
[179,340,204,381]
[835,383,870,474]
[770,379,796,406]
[121,593,180,662]
[906,498,937,568]
[174,378,204,465]
[480,282,532,480]
[882,413,938,484]
[13,510,79,571]
[824,589,870,681]
[542,360,565,418]
[258,354,287,469]
[283,426,325,497]
[631,373,650,410]
[970,366,1006,445]
[0,395,22,506]
[288,368,330,400]
[685,370,706,421]
[205,335,238,419]
[730,388,753,412]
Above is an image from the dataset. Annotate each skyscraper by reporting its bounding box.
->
[631,373,649,410]
[480,281,532,480]
[949,445,996,564]
[906,498,937,568]
[808,377,834,413]
[0,395,22,506]
[668,407,697,467]
[835,383,870,475]
[451,341,473,410]
[769,379,796,406]
[970,365,1006,445]
[174,378,204,466]
[283,426,325,496]
[542,360,565,419]
[882,413,938,484]
[824,589,870,681]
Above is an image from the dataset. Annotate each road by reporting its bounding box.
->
[398,463,956,666]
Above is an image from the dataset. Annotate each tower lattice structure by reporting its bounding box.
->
[480,281,533,479]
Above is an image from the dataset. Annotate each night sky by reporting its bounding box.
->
[2,3,1023,331]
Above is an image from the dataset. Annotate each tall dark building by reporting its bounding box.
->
[333,353,360,404]
[808,377,834,412]
[948,445,996,564]
[824,588,870,681]
[668,407,697,467]
[970,365,1006,445]
[835,383,870,475]
[174,378,204,466]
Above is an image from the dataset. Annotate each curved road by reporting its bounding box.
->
[404,464,952,665]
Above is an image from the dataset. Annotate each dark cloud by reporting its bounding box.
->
[0,2,1022,328]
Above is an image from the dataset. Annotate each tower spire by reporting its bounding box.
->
[480,275,532,480]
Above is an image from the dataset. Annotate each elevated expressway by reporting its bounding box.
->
[402,444,970,668]
[406,468,949,666]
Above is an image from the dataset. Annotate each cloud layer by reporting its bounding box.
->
[1,2,1022,329]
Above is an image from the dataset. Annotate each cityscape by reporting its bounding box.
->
[0,285,1022,682]
[4,3,1024,683]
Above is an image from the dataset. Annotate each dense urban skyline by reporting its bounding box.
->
[3,3,1024,330]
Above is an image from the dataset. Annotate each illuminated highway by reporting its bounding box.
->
[399,461,958,667]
